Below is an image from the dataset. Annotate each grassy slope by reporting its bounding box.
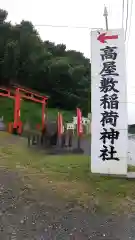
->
[0,97,74,127]
[0,132,135,214]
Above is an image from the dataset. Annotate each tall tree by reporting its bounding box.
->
[0,8,91,113]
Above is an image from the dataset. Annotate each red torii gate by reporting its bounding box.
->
[0,85,48,134]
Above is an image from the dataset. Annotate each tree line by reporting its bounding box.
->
[0,9,91,113]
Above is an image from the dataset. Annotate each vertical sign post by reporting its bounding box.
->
[77,108,83,149]
[77,108,83,136]
[57,112,63,136]
[91,29,128,175]
[57,112,64,147]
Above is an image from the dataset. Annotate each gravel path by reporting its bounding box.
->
[0,134,135,239]
[0,169,134,240]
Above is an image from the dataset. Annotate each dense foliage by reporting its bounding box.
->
[0,9,91,113]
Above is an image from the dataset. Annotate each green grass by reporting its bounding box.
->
[0,97,74,127]
[0,132,135,213]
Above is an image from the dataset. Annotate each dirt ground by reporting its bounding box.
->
[0,168,134,240]
[0,133,135,239]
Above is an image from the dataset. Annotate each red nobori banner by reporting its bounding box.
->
[77,108,83,136]
[57,112,63,135]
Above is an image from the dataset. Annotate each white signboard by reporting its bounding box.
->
[73,116,77,125]
[67,123,75,130]
[91,29,128,175]
[73,116,90,125]
[82,117,90,125]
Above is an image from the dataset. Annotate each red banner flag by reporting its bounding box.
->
[57,112,63,136]
[77,108,83,136]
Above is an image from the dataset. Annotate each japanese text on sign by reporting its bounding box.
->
[99,46,120,161]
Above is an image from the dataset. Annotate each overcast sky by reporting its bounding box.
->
[1,0,135,124]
